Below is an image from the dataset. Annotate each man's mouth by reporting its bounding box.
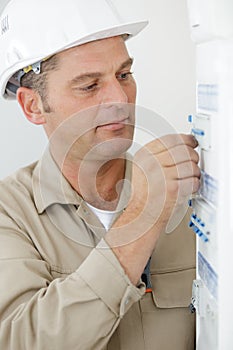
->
[97,118,129,131]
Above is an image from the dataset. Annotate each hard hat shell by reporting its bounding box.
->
[0,0,148,100]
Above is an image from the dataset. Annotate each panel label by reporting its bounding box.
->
[198,251,218,300]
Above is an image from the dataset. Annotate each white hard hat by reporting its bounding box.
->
[0,0,148,100]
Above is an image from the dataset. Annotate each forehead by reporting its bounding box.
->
[55,36,130,73]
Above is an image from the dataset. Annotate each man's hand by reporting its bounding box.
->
[107,134,200,285]
[130,133,200,225]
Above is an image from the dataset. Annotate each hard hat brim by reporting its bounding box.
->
[3,20,148,99]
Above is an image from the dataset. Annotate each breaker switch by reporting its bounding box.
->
[192,128,205,136]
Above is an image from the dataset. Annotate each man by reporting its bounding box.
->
[0,0,199,349]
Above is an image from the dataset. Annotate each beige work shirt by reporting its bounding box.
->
[0,149,196,350]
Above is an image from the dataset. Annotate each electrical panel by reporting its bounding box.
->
[187,1,233,349]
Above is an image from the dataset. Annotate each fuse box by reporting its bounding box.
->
[187,1,233,349]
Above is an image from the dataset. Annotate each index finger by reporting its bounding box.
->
[145,133,198,154]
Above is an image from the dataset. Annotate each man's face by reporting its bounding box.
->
[43,36,137,162]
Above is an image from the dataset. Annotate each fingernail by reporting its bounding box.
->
[192,135,198,145]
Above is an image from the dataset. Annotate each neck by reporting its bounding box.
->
[59,155,127,211]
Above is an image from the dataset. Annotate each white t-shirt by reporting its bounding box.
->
[85,202,119,231]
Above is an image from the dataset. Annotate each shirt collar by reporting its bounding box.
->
[32,147,81,214]
[32,147,132,214]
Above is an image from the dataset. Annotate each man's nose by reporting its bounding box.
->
[102,79,129,104]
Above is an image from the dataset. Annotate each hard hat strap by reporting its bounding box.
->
[15,56,51,84]
[24,61,42,75]
[5,56,52,96]
[16,60,42,83]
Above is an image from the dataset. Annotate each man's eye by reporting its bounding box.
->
[118,72,133,80]
[81,83,98,92]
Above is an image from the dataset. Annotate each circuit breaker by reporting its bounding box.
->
[187,1,233,349]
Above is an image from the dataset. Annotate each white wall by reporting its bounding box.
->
[0,0,48,179]
[0,0,195,179]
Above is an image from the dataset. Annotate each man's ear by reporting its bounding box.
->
[17,87,46,125]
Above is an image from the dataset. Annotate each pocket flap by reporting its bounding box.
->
[151,268,195,308]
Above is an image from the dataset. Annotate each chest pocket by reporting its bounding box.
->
[149,211,196,308]
[150,268,195,308]
[138,213,196,350]
[138,214,196,350]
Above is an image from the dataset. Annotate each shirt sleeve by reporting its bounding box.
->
[0,210,145,350]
